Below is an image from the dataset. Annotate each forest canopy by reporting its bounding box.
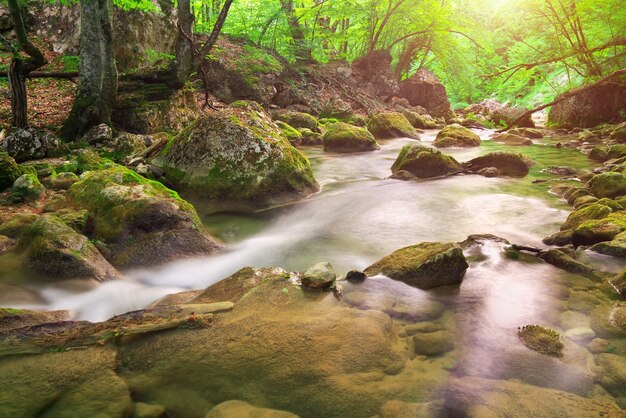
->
[198,0,625,107]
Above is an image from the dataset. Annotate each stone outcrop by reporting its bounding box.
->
[398,69,454,120]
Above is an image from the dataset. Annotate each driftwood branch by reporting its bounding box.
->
[498,68,626,131]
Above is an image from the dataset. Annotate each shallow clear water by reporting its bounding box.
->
[5,130,602,323]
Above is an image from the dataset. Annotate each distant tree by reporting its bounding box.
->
[0,0,47,128]
[61,0,117,140]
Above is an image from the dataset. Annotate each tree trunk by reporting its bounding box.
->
[61,0,118,140]
[168,0,195,88]
[6,0,46,128]
[280,0,313,62]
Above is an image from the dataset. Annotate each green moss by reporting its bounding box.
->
[366,112,418,139]
[275,121,303,146]
[573,212,626,246]
[589,172,626,199]
[0,152,22,192]
[391,143,461,178]
[518,325,563,357]
[276,112,320,132]
[322,122,379,153]
[561,203,612,231]
[11,174,45,202]
[0,307,27,317]
[433,124,481,148]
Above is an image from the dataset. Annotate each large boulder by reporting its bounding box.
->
[463,152,533,177]
[18,214,119,281]
[68,165,223,268]
[322,122,380,152]
[275,111,320,133]
[391,144,461,178]
[572,212,626,246]
[367,112,419,139]
[398,69,454,120]
[156,101,319,207]
[351,50,400,100]
[364,242,468,289]
[4,128,59,162]
[433,124,481,148]
[11,174,45,203]
[548,81,626,128]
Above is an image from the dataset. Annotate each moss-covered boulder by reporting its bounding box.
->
[595,353,626,398]
[156,101,318,207]
[11,174,44,203]
[18,214,119,281]
[491,133,533,146]
[0,308,69,333]
[588,172,626,199]
[572,212,626,246]
[391,143,461,179]
[591,231,626,259]
[433,124,481,148]
[68,165,223,268]
[322,122,380,153]
[367,112,419,139]
[299,128,323,146]
[509,127,543,139]
[364,242,468,289]
[611,122,626,143]
[43,172,80,191]
[275,121,303,146]
[463,152,533,177]
[402,110,438,129]
[560,203,612,231]
[0,152,22,192]
[275,111,320,133]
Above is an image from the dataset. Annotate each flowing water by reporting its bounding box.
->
[5,129,608,321]
[4,129,626,413]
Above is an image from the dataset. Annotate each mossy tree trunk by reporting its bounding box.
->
[168,0,194,88]
[61,0,117,140]
[5,0,47,129]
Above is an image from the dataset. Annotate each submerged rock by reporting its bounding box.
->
[440,377,623,417]
[463,152,533,177]
[156,101,318,206]
[367,112,419,139]
[433,124,481,148]
[68,165,223,268]
[205,400,299,418]
[391,143,461,179]
[364,242,468,289]
[492,132,533,146]
[322,122,380,153]
[509,127,543,139]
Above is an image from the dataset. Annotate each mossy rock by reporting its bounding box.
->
[391,143,461,179]
[434,124,481,148]
[560,203,612,231]
[11,174,45,203]
[0,213,39,239]
[491,133,532,146]
[299,128,323,146]
[608,267,626,298]
[588,172,626,199]
[18,214,119,281]
[463,152,534,177]
[68,164,223,268]
[275,121,303,146]
[206,400,299,418]
[364,242,468,289]
[156,101,319,207]
[610,122,626,143]
[367,112,419,139]
[572,195,598,209]
[275,111,320,133]
[0,152,22,192]
[509,127,543,139]
[412,330,454,356]
[402,110,438,129]
[517,325,563,357]
[607,144,626,160]
[572,212,626,246]
[43,172,80,191]
[322,122,380,153]
[588,147,608,162]
[0,308,69,333]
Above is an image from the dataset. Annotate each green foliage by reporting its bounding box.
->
[59,55,80,72]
